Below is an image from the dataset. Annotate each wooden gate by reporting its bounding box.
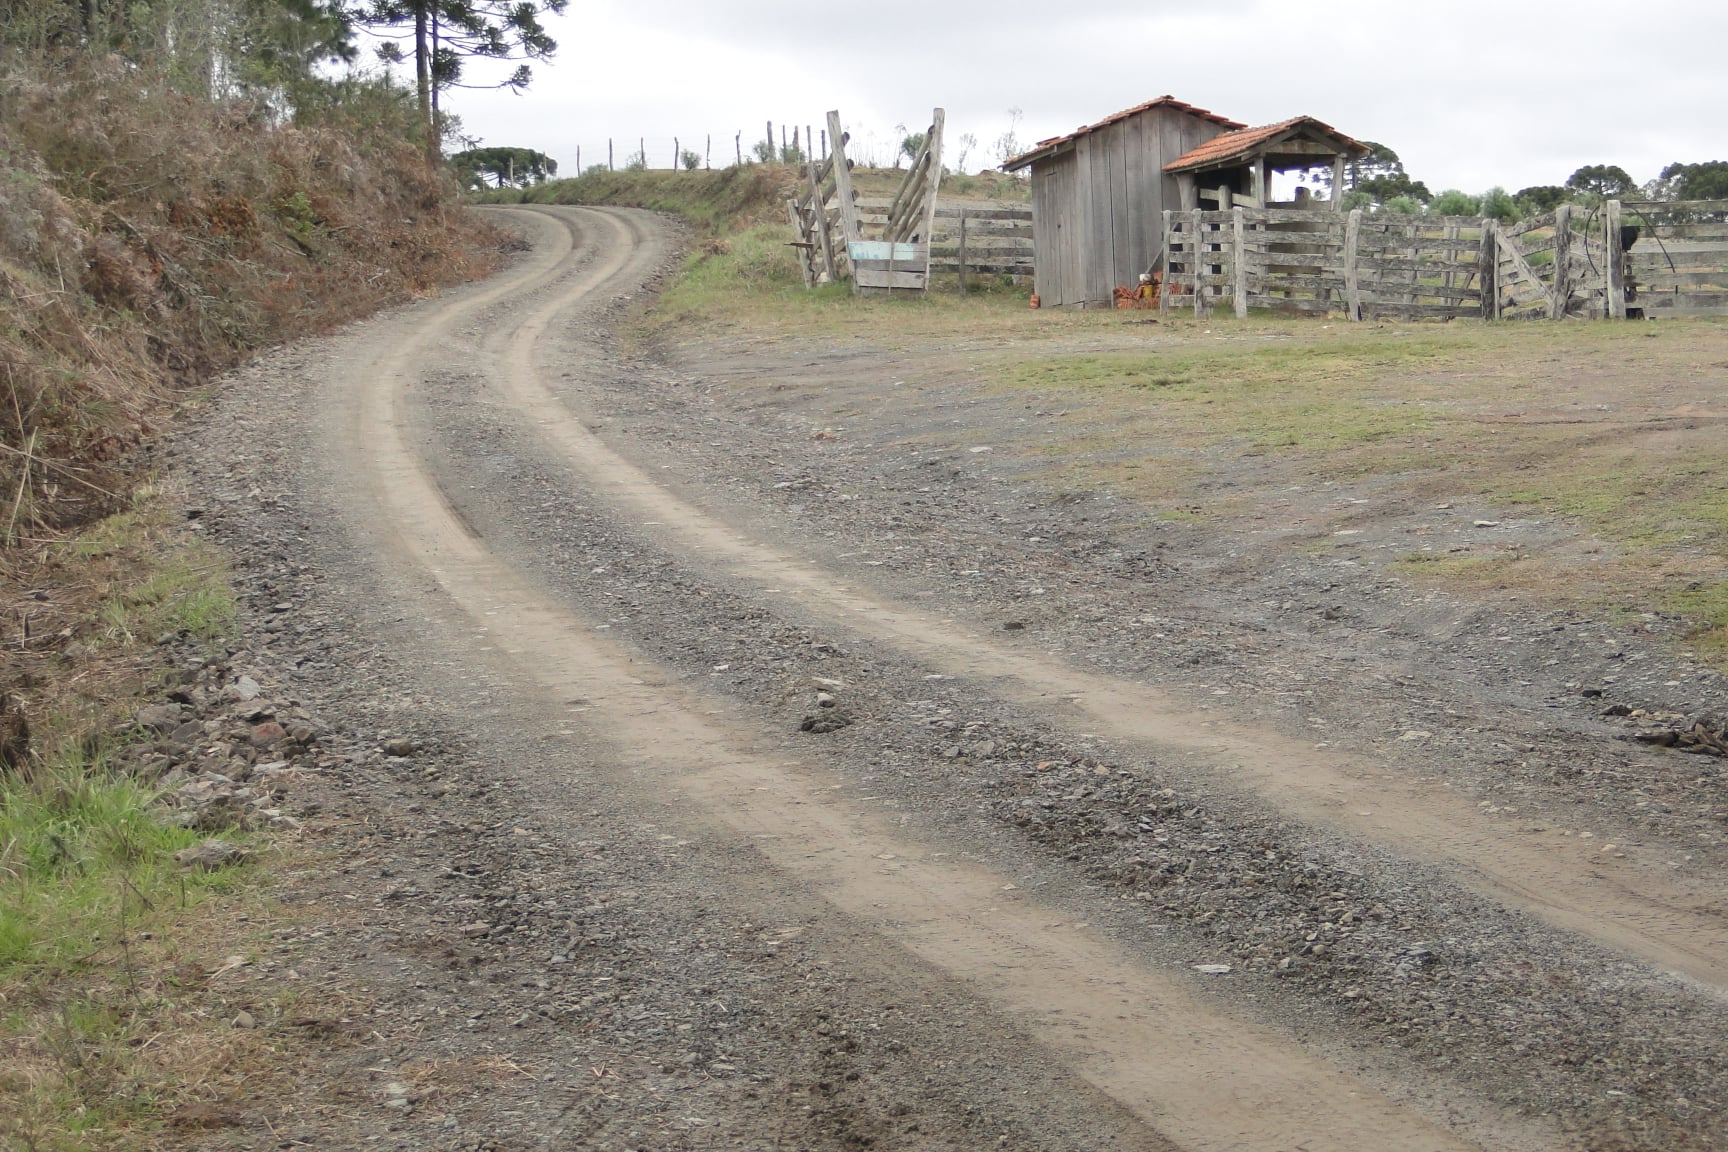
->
[848,109,944,295]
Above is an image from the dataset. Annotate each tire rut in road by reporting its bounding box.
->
[320,205,1508,1151]
[477,204,1728,996]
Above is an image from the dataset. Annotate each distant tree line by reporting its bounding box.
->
[1327,143,1728,220]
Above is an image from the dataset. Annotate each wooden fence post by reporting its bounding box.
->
[735,132,742,166]
[958,211,969,296]
[1604,200,1626,319]
[608,138,613,171]
[1478,219,1498,320]
[1343,209,1363,320]
[1159,210,1174,316]
[674,137,680,169]
[1550,204,1572,319]
[787,198,813,288]
[766,121,774,162]
[1190,208,1206,318]
[1232,207,1248,318]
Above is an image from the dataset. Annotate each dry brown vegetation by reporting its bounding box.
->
[0,56,500,536]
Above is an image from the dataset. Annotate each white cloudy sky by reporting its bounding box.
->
[432,0,1726,193]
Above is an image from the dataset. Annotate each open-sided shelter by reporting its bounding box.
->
[1004,100,1367,308]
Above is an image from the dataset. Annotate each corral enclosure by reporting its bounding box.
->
[1162,199,1728,321]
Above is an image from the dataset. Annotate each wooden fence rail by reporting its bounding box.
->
[856,198,1035,278]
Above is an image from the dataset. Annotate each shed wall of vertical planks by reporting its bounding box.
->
[1025,104,1234,307]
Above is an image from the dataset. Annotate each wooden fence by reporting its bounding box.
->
[1158,200,1728,321]
[857,199,1034,280]
[1162,208,1491,320]
[1620,199,1728,318]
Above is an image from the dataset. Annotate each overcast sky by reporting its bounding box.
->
[433,0,1726,193]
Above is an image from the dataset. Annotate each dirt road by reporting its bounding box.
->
[179,206,1728,1149]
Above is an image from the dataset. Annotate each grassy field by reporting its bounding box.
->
[626,177,1728,654]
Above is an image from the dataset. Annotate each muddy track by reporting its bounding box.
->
[184,205,1728,1149]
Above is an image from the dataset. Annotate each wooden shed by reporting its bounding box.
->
[1003,97,1244,308]
[1004,99,1366,308]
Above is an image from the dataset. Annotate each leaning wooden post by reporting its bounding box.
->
[1343,208,1363,321]
[1190,207,1207,318]
[827,111,862,287]
[787,198,813,288]
[1159,210,1174,316]
[1550,203,1572,320]
[808,156,836,283]
[1232,206,1248,318]
[1478,218,1498,320]
[1604,200,1626,319]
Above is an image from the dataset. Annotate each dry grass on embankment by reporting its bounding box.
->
[0,57,500,1150]
[0,57,501,536]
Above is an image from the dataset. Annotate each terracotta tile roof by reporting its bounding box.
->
[1001,96,1244,170]
[1163,116,1367,173]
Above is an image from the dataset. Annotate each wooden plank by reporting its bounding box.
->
[1639,291,1728,308]
[1343,209,1363,320]
[808,157,836,283]
[1247,295,1337,313]
[1160,210,1175,316]
[849,241,925,262]
[1478,215,1498,319]
[1365,282,1482,303]
[854,269,929,290]
[1232,207,1247,318]
[1191,208,1206,317]
[1550,204,1572,319]
[1634,223,1728,240]
[787,198,814,288]
[1623,199,1728,213]
[1356,234,1490,254]
[1355,254,1479,275]
[1632,271,1728,289]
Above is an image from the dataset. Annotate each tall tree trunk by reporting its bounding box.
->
[430,8,441,152]
[414,2,433,158]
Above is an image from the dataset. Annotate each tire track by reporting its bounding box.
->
[482,203,1728,995]
[317,203,1507,1151]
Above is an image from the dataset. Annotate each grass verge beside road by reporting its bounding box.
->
[0,491,267,1151]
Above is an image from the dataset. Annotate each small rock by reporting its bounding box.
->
[223,675,262,703]
[1474,520,1501,528]
[176,839,251,871]
[799,711,852,734]
[232,1010,256,1029]
[815,691,836,708]
[383,738,418,757]
[460,922,493,938]
[135,703,186,733]
[1193,964,1232,975]
[1579,685,1604,698]
[1003,621,1027,631]
[249,722,286,748]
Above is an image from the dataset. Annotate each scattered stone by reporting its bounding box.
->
[1003,621,1027,631]
[232,1010,257,1029]
[383,737,419,757]
[175,839,251,871]
[1192,964,1233,975]
[250,721,287,747]
[460,922,493,938]
[135,703,186,733]
[799,711,852,734]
